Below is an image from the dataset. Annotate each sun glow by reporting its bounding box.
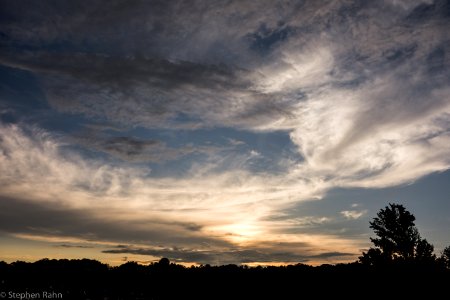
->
[208,222,264,245]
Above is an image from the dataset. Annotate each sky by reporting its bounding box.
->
[0,0,449,266]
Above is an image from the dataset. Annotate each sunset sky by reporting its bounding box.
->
[1,0,449,266]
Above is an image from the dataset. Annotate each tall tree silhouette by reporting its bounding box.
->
[360,203,435,266]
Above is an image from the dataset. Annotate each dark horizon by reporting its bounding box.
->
[2,256,449,299]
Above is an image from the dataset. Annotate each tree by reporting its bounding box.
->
[441,246,450,269]
[158,257,170,267]
[360,203,436,266]
[415,238,435,263]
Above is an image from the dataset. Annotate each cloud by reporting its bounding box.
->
[1,0,450,264]
[0,51,297,131]
[2,0,446,190]
[341,210,368,220]
[0,122,365,264]
[310,251,355,259]
[0,195,226,248]
[76,134,215,163]
[102,245,355,265]
[93,136,164,161]
[227,138,246,146]
[55,244,94,249]
[280,216,331,228]
[0,122,336,248]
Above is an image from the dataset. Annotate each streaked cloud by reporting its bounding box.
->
[75,133,221,163]
[281,216,332,228]
[102,245,355,265]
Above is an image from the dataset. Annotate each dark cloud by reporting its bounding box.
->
[0,0,303,130]
[55,244,94,249]
[71,129,224,163]
[310,252,354,259]
[327,1,450,79]
[0,51,247,92]
[100,136,160,157]
[0,196,228,248]
[1,0,448,133]
[0,51,291,129]
[0,0,304,63]
[0,0,173,55]
[81,135,178,163]
[102,245,355,265]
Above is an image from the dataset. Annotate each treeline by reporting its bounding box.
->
[1,256,449,299]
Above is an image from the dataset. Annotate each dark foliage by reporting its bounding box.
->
[0,257,448,299]
[441,246,450,269]
[369,203,418,260]
[359,203,440,268]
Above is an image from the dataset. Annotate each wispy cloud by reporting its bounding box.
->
[0,122,356,263]
[341,210,368,220]
[1,0,449,264]
[2,1,448,188]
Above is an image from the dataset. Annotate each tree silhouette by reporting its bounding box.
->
[359,203,435,266]
[158,257,170,267]
[441,246,450,269]
[415,238,435,263]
